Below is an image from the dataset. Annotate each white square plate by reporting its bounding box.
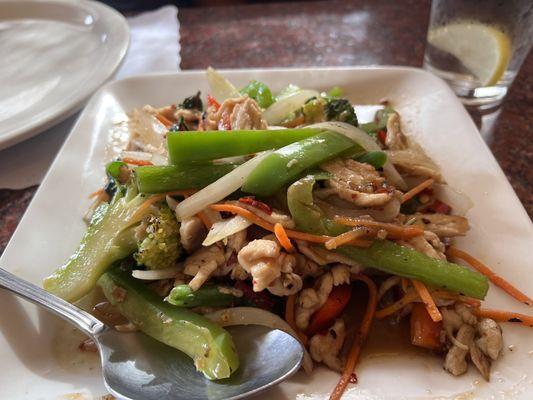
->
[1,67,532,399]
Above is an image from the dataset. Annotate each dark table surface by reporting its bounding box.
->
[0,0,531,255]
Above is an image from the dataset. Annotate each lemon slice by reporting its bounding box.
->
[428,21,511,86]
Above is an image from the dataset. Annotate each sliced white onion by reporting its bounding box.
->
[385,148,441,182]
[308,121,408,190]
[206,67,239,102]
[262,89,319,125]
[203,215,252,246]
[433,183,474,216]
[131,267,181,280]
[165,195,179,212]
[212,155,249,165]
[205,307,313,374]
[151,153,168,166]
[175,151,272,221]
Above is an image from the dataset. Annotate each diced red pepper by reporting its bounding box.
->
[410,303,443,350]
[207,94,221,110]
[306,284,352,335]
[377,129,387,145]
[239,196,273,215]
[428,199,452,215]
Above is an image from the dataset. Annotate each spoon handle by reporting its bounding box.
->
[0,267,105,337]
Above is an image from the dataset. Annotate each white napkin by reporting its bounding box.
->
[0,5,180,189]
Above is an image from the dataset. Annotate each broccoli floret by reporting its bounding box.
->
[324,98,358,127]
[302,97,326,123]
[297,96,359,126]
[134,205,181,270]
[179,91,203,111]
[43,183,162,302]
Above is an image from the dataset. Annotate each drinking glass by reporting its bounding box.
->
[423,0,533,106]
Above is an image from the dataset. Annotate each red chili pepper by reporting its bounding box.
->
[234,281,277,311]
[207,94,221,110]
[306,284,352,335]
[238,196,273,215]
[349,373,358,383]
[428,199,452,214]
[377,129,387,144]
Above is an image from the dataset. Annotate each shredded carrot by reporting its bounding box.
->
[181,192,213,230]
[196,211,213,229]
[130,190,196,223]
[401,178,434,204]
[333,216,424,239]
[401,278,409,293]
[155,113,173,128]
[209,204,373,247]
[325,229,366,250]
[285,295,296,329]
[89,188,105,199]
[448,247,533,306]
[473,308,533,328]
[411,279,442,322]
[375,290,420,319]
[274,223,294,252]
[122,157,153,166]
[284,294,308,345]
[130,196,165,223]
[329,274,377,400]
[431,290,481,307]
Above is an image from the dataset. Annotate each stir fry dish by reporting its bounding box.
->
[44,68,533,399]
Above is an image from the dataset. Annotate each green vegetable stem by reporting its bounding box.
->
[99,265,239,380]
[135,164,238,193]
[167,128,322,164]
[242,131,362,197]
[286,176,488,299]
[166,284,240,308]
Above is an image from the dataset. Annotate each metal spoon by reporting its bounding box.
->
[0,268,304,400]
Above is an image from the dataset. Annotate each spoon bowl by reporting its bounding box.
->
[98,324,303,400]
[0,268,303,400]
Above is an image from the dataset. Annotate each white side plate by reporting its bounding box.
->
[1,67,532,399]
[0,0,129,150]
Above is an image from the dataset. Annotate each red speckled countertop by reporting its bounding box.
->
[0,0,531,254]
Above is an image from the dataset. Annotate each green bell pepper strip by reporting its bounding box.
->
[337,242,488,299]
[134,164,238,193]
[167,128,322,164]
[240,80,274,108]
[242,131,362,197]
[106,161,127,180]
[166,284,240,308]
[286,175,347,236]
[356,151,387,169]
[98,266,239,380]
[286,176,489,299]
